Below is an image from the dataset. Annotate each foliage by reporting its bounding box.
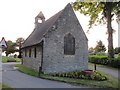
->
[114,47,120,54]
[1,83,12,90]
[90,71,107,81]
[16,37,25,58]
[2,56,21,63]
[49,70,107,81]
[72,1,120,58]
[15,64,119,88]
[89,55,120,68]
[108,58,120,68]
[89,55,108,65]
[96,52,106,56]
[16,37,25,46]
[2,40,16,56]
[118,53,120,59]
[88,47,95,55]
[94,40,106,53]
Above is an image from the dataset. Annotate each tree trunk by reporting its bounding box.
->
[107,5,114,58]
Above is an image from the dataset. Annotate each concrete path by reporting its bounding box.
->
[2,62,88,88]
[89,63,119,80]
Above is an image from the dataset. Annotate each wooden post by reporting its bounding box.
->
[94,63,96,70]
[38,66,42,77]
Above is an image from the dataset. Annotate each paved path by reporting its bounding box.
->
[89,63,119,80]
[2,62,88,88]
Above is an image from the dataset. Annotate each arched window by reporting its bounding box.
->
[64,33,75,55]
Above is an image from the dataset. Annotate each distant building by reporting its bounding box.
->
[21,3,88,74]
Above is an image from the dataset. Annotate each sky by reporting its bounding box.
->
[0,0,118,49]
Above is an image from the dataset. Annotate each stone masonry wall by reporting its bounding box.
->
[22,45,42,71]
[42,5,88,73]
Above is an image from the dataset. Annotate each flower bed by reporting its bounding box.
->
[49,70,107,81]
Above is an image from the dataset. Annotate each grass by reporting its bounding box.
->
[2,56,21,63]
[15,64,119,88]
[14,64,38,77]
[0,83,13,90]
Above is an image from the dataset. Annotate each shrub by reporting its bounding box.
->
[91,71,107,81]
[89,55,120,68]
[118,53,120,59]
[50,70,107,81]
[108,58,120,68]
[89,55,108,65]
[2,56,21,63]
[7,57,16,62]
[96,52,106,56]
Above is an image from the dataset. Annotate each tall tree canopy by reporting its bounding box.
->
[94,40,106,53]
[72,1,120,58]
[16,37,25,58]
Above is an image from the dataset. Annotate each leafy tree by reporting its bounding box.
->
[72,1,120,58]
[16,37,25,58]
[88,47,95,54]
[3,40,16,56]
[114,47,120,54]
[94,40,106,53]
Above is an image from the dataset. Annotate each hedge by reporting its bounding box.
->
[89,55,120,68]
[2,56,21,63]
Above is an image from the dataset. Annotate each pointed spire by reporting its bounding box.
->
[35,11,45,24]
[37,11,45,20]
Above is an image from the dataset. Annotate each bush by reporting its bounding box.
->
[2,56,21,63]
[50,70,107,81]
[91,71,107,81]
[89,55,120,68]
[96,52,106,56]
[108,58,120,68]
[89,55,108,65]
[7,57,16,62]
[118,53,120,59]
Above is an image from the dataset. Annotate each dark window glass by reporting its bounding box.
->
[64,33,75,55]
[34,47,37,58]
[29,49,31,57]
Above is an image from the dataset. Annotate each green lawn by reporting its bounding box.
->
[15,64,119,88]
[0,83,12,90]
[2,56,21,63]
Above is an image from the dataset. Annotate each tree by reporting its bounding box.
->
[114,47,120,54]
[3,40,16,56]
[72,1,120,58]
[88,47,95,54]
[16,37,25,58]
[94,40,106,53]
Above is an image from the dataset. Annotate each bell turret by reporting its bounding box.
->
[35,11,45,27]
